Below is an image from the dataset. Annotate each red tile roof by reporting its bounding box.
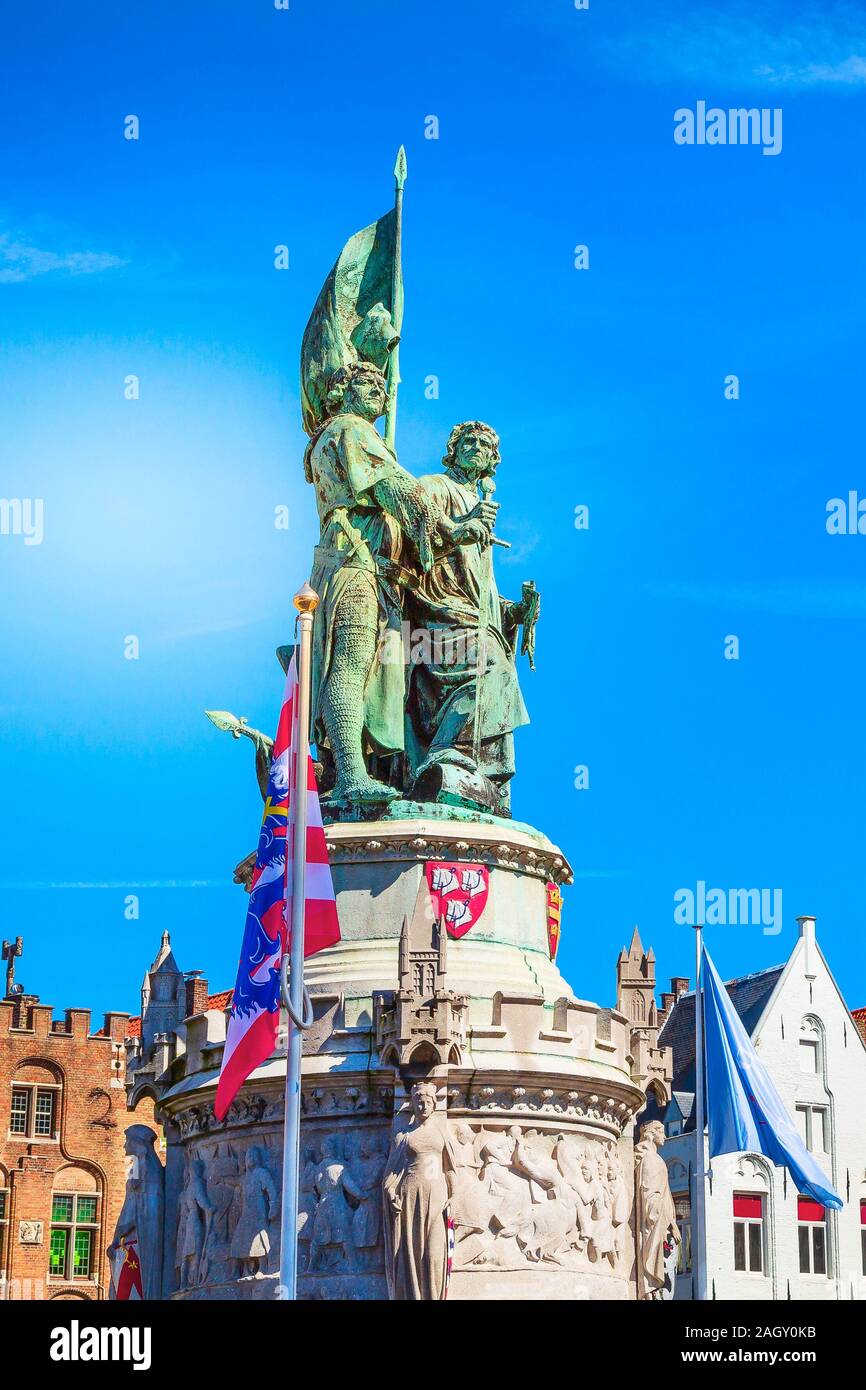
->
[852,1006,866,1042]
[205,990,233,1012]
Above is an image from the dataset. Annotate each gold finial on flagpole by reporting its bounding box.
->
[294,581,319,614]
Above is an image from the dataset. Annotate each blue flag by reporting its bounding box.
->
[701,945,842,1210]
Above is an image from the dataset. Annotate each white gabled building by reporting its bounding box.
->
[650,916,866,1300]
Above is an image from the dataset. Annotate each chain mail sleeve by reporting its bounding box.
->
[373,472,447,573]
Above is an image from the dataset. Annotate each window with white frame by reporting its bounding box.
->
[48,1193,99,1281]
[797,1197,829,1276]
[8,1083,59,1140]
[733,1194,766,1273]
[795,1105,829,1154]
[9,1088,29,1134]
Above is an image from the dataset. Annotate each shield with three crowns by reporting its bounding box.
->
[425,861,490,940]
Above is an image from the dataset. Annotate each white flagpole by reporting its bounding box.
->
[692,922,708,1301]
[278,582,319,1301]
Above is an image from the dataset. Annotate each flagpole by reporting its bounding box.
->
[384,145,407,453]
[692,922,708,1301]
[278,581,319,1301]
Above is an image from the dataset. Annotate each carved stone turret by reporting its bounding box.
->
[374,886,467,1070]
[126,931,188,1106]
[616,927,672,1103]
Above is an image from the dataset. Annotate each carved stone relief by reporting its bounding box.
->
[19,1219,43,1245]
[446,1122,630,1273]
[299,1128,388,1277]
[173,1134,283,1290]
[166,1081,639,1299]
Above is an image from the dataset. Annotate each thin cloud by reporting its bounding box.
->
[601,3,866,91]
[651,579,866,620]
[0,880,227,890]
[0,231,127,284]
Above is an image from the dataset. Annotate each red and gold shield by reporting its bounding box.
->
[546,882,562,960]
[425,862,490,940]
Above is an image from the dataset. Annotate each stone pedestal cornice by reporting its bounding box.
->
[324,817,574,886]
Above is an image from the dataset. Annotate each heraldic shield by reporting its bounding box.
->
[425,862,490,939]
[546,881,562,961]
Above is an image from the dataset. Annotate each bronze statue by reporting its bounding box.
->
[306,360,489,807]
[207,152,541,826]
[406,421,538,816]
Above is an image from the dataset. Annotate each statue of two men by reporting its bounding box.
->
[306,359,537,816]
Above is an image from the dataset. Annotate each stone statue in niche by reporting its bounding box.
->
[383,1081,456,1300]
[110,1125,165,1300]
[308,1134,353,1272]
[341,1131,387,1270]
[230,1146,278,1278]
[176,1157,215,1291]
[635,1119,680,1300]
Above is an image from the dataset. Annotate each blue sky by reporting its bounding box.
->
[1,0,865,1021]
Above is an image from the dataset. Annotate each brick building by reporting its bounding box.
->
[0,939,156,1301]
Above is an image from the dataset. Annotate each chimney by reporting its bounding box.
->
[796,916,817,981]
[658,977,690,1028]
[184,971,208,1019]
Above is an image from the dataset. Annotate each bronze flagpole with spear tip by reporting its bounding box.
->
[384,145,407,453]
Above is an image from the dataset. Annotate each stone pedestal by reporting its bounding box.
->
[155,816,649,1301]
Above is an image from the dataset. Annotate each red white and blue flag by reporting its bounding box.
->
[214,655,340,1121]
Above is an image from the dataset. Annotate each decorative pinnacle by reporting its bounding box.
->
[394,145,408,191]
[294,581,319,615]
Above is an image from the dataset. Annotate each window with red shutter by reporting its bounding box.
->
[797,1196,828,1276]
[732,1193,765,1274]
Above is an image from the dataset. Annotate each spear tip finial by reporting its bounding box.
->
[394,144,408,189]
